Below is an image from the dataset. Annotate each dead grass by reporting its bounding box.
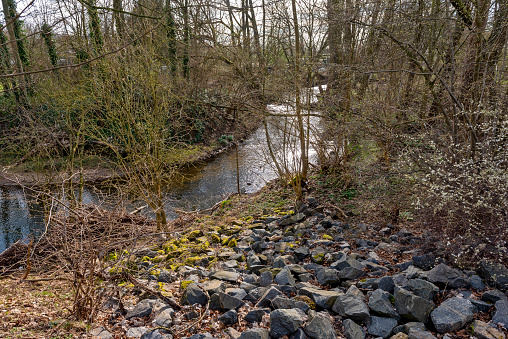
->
[0,276,84,339]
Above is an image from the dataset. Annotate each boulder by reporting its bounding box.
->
[492,299,508,327]
[394,289,435,323]
[407,328,437,339]
[478,260,508,291]
[427,264,470,289]
[316,268,340,286]
[256,286,282,307]
[304,311,336,339]
[210,270,240,282]
[259,271,273,287]
[411,254,435,271]
[218,310,238,325]
[126,327,148,338]
[342,319,365,339]
[126,299,155,319]
[218,292,245,310]
[181,283,208,306]
[299,286,341,310]
[407,279,439,301]
[269,309,307,337]
[90,327,114,339]
[332,294,370,324]
[367,316,398,338]
[369,289,399,319]
[238,328,270,339]
[471,320,506,339]
[153,308,174,327]
[275,266,296,286]
[430,297,475,333]
[244,308,270,323]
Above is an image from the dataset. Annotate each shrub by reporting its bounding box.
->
[409,112,508,266]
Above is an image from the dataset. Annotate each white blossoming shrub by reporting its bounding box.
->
[408,112,508,266]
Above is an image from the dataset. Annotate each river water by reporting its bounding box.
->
[0,87,325,253]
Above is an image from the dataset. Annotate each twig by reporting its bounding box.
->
[106,273,182,310]
[174,289,210,336]
[129,205,148,215]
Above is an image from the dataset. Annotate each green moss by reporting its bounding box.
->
[163,242,178,253]
[225,225,242,235]
[151,255,166,263]
[141,256,151,262]
[227,238,237,248]
[313,253,324,264]
[180,280,194,290]
[109,267,122,274]
[207,257,218,269]
[150,269,160,277]
[157,250,165,255]
[294,295,316,309]
[211,234,221,243]
[187,230,203,241]
[221,237,231,246]
[185,256,207,265]
[323,234,333,240]
[389,295,395,304]
[107,252,118,261]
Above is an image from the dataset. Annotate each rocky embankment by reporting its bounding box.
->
[90,198,508,339]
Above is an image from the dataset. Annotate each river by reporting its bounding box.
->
[0,86,326,253]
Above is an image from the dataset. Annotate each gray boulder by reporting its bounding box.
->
[427,264,470,289]
[126,299,155,319]
[269,309,307,337]
[186,333,215,339]
[407,328,437,339]
[367,316,398,338]
[303,311,336,339]
[260,271,273,287]
[218,292,245,310]
[290,328,310,339]
[126,327,148,338]
[140,329,170,339]
[332,293,370,324]
[375,276,395,294]
[275,266,296,286]
[238,328,270,339]
[342,319,365,339]
[471,320,506,339]
[218,309,238,325]
[256,286,282,307]
[154,308,174,327]
[244,308,270,323]
[482,289,508,303]
[407,279,439,301]
[181,283,208,305]
[316,268,340,286]
[210,270,240,282]
[203,280,226,295]
[368,289,399,319]
[394,288,435,322]
[492,298,508,327]
[89,327,113,339]
[430,297,475,333]
[478,260,508,291]
[412,254,435,271]
[299,286,342,310]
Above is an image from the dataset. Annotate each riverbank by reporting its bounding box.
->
[1,181,507,339]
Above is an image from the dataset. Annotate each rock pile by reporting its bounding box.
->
[90,199,508,339]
